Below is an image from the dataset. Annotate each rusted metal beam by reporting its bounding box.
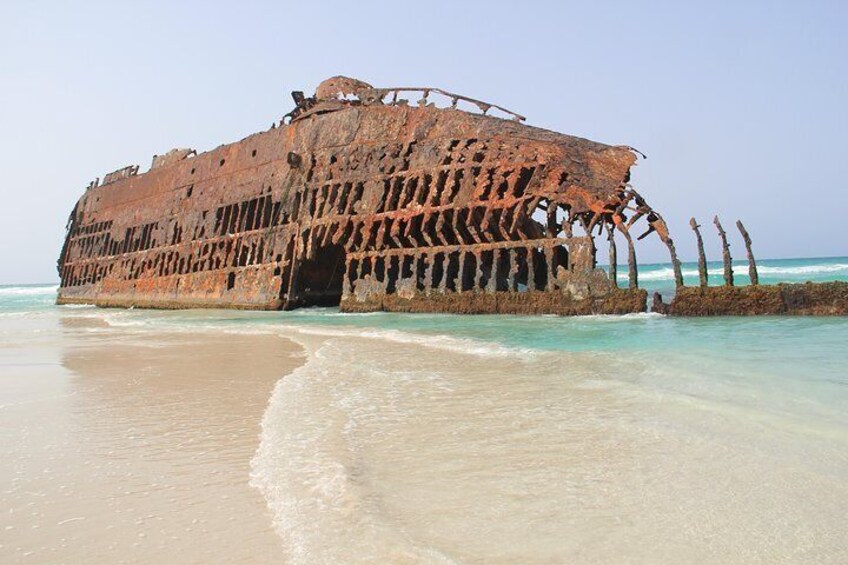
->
[367,86,526,122]
[642,210,683,288]
[56,75,662,316]
[736,220,759,286]
[607,224,618,286]
[667,238,684,289]
[617,224,638,290]
[689,217,708,288]
[713,216,734,287]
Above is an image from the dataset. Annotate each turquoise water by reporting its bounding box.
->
[630,255,848,296]
[2,256,848,562]
[3,257,847,440]
[3,257,847,451]
[3,255,846,313]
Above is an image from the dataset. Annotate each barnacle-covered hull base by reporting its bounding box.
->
[57,76,665,315]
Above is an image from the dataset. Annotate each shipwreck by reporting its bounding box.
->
[57,76,847,316]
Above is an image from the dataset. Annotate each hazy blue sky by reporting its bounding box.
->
[1,1,846,284]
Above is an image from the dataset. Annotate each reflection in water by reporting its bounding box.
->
[1,307,301,563]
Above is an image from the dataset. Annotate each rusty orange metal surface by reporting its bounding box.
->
[55,76,690,314]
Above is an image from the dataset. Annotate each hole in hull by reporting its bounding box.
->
[294,244,346,307]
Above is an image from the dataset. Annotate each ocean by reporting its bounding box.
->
[1,256,847,563]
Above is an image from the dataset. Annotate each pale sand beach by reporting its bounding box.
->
[1,312,303,563]
[2,285,848,564]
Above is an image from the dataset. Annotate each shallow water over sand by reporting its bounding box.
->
[249,316,848,564]
[2,259,848,563]
[0,307,302,562]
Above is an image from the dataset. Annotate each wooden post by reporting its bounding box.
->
[736,220,759,285]
[689,218,708,288]
[713,216,734,286]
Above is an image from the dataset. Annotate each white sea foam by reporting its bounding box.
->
[628,263,848,281]
[250,340,461,564]
[278,324,536,359]
[248,323,848,564]
[0,285,58,296]
[578,312,664,321]
[756,263,848,275]
[98,314,155,328]
[89,306,535,361]
[0,311,35,319]
[631,267,703,281]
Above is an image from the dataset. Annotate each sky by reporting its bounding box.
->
[1,0,846,284]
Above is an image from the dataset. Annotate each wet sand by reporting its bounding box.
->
[0,315,302,563]
[4,293,848,563]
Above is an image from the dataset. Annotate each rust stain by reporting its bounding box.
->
[58,76,843,316]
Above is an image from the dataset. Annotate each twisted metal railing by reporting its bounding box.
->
[361,87,526,122]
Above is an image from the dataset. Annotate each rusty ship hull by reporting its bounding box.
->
[56,77,682,314]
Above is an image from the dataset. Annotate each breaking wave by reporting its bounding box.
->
[0,284,58,296]
[247,312,848,563]
[629,261,848,282]
[249,337,462,564]
[756,263,848,275]
[249,326,578,563]
[280,324,536,359]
